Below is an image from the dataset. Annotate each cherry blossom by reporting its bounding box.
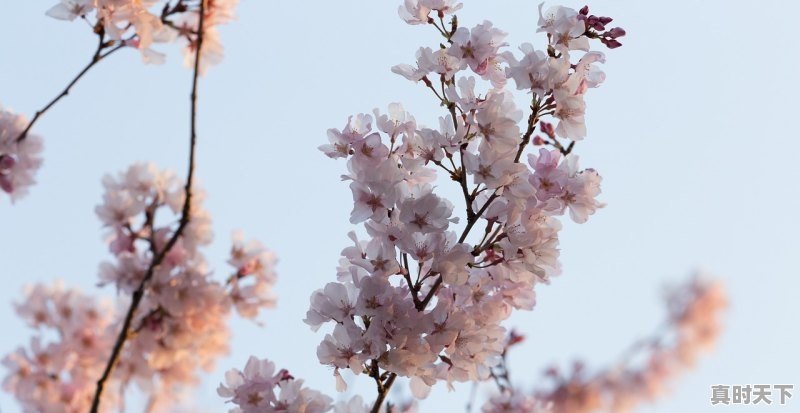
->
[227,230,278,320]
[393,47,463,82]
[2,282,117,413]
[0,106,44,202]
[450,21,508,85]
[45,0,239,70]
[218,357,333,413]
[2,2,724,413]
[4,163,278,413]
[479,275,727,413]
[210,1,631,410]
[308,4,628,410]
[537,4,590,53]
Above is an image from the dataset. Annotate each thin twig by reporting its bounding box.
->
[88,1,208,411]
[16,29,125,142]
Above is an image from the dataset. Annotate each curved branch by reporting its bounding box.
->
[88,1,208,411]
[16,31,125,143]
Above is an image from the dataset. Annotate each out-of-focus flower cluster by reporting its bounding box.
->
[309,0,623,399]
[3,163,276,413]
[227,230,278,320]
[482,392,552,413]
[483,276,727,413]
[0,106,43,202]
[2,283,117,412]
[45,0,239,71]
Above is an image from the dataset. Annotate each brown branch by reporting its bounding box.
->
[370,373,398,413]
[458,96,543,245]
[16,28,124,143]
[88,1,208,411]
[418,276,444,310]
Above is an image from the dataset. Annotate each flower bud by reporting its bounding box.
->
[607,27,626,38]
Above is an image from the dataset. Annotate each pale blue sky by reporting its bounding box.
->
[1,1,799,412]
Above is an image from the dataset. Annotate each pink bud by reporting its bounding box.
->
[124,38,141,48]
[508,329,525,347]
[533,136,546,146]
[599,16,613,25]
[540,121,556,138]
[0,154,15,170]
[607,27,626,38]
[0,175,13,194]
[579,6,589,15]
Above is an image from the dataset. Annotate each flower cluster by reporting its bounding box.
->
[227,230,278,320]
[2,283,117,413]
[311,0,623,402]
[483,276,726,413]
[0,106,43,202]
[217,357,422,413]
[45,0,238,71]
[3,163,277,413]
[482,392,552,413]
[218,356,332,413]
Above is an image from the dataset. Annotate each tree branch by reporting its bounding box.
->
[88,1,208,411]
[370,372,398,413]
[16,28,124,143]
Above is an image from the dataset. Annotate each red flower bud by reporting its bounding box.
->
[607,27,626,38]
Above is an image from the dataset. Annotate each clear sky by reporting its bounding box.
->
[1,1,799,412]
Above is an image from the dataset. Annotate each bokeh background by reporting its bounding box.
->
[1,1,798,412]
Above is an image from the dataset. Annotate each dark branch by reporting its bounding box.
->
[16,27,124,143]
[88,1,208,411]
[370,373,398,413]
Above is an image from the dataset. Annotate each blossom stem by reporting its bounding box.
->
[423,80,446,105]
[16,28,124,143]
[429,20,449,39]
[370,372,398,413]
[88,1,208,411]
[458,96,543,245]
[418,276,444,310]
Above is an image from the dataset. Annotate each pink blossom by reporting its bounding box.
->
[0,106,44,202]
